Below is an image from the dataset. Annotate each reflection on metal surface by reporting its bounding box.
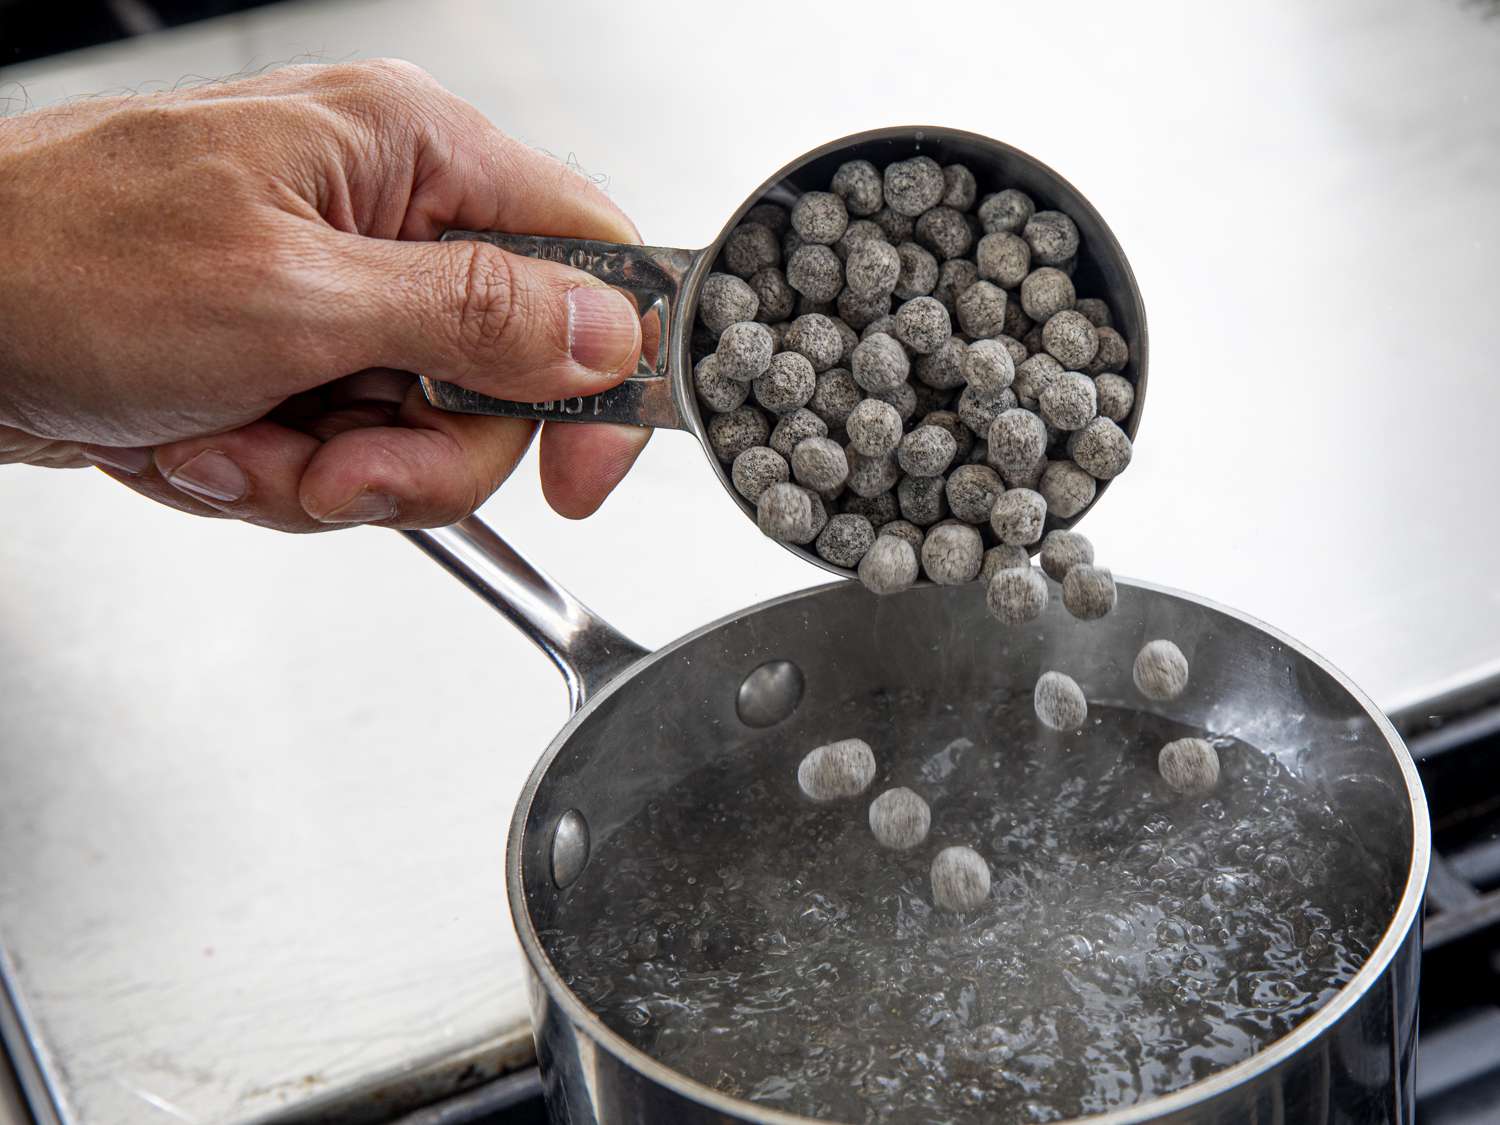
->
[550,811,590,891]
[735,659,804,729]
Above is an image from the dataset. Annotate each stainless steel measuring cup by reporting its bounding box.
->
[420,125,1149,579]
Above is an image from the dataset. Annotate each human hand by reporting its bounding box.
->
[0,60,651,529]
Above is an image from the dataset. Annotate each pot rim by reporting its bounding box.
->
[506,577,1430,1125]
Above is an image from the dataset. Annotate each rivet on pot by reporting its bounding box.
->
[552,809,590,889]
[737,659,805,728]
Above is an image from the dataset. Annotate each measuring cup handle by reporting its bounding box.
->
[404,518,648,713]
[419,232,699,431]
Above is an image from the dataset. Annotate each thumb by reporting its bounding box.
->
[334,232,643,403]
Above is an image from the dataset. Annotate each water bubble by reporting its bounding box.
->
[1156,920,1188,946]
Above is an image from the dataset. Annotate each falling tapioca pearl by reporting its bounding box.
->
[1158,737,1220,794]
[868,787,931,850]
[931,845,991,912]
[797,738,877,802]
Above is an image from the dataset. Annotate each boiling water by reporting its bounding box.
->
[541,697,1393,1123]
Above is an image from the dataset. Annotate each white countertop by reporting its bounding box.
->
[3,0,1499,1121]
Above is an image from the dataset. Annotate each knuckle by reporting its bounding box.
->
[453,243,524,359]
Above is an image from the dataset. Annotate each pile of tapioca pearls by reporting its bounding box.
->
[796,566,1218,914]
[689,154,1136,607]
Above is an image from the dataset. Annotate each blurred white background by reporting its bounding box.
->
[2,1,1498,1121]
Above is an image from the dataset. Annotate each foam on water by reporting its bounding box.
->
[541,696,1392,1123]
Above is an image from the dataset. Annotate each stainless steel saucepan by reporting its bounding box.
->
[406,516,1428,1124]
[416,125,1149,581]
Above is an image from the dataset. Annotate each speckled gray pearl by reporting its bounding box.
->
[815,512,876,568]
[1014,353,1063,410]
[894,296,952,354]
[1069,417,1133,479]
[1094,373,1135,423]
[835,219,886,262]
[768,407,828,460]
[1038,529,1094,582]
[836,287,892,331]
[942,463,1002,525]
[897,424,957,478]
[808,368,862,428]
[940,163,977,209]
[976,231,1031,289]
[872,205,915,244]
[744,203,789,235]
[962,338,1016,396]
[786,244,844,303]
[730,445,789,503]
[871,380,918,422]
[798,738,877,801]
[1039,371,1098,431]
[723,222,781,278]
[979,188,1035,234]
[842,490,897,525]
[844,240,901,297]
[932,258,979,313]
[1023,210,1081,266]
[1003,300,1035,343]
[850,332,911,393]
[791,191,849,246]
[1020,267,1076,322]
[980,543,1032,583]
[921,410,973,460]
[1158,738,1220,795]
[914,336,969,390]
[753,351,817,414]
[756,481,818,543]
[842,402,900,461]
[713,321,774,383]
[846,449,901,498]
[931,845,990,913]
[878,518,924,549]
[956,280,1008,339]
[915,206,974,260]
[699,273,760,336]
[708,405,770,461]
[858,533,919,595]
[883,155,945,217]
[1135,640,1190,702]
[783,314,843,373]
[987,408,1048,477]
[1075,297,1113,328]
[1086,326,1130,375]
[987,564,1048,624]
[996,334,1029,368]
[1039,459,1096,518]
[920,522,983,585]
[897,474,948,526]
[1062,564,1117,620]
[869,787,931,850]
[956,385,1017,439]
[990,487,1047,546]
[693,354,748,413]
[1034,671,1087,731]
[1042,310,1099,370]
[791,435,850,492]
[748,268,795,323]
[830,159,884,216]
[894,242,939,299]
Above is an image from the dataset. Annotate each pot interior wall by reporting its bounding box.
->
[520,580,1414,935]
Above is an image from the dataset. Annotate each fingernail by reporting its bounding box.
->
[81,445,152,475]
[164,450,247,503]
[568,286,640,376]
[313,489,398,524]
